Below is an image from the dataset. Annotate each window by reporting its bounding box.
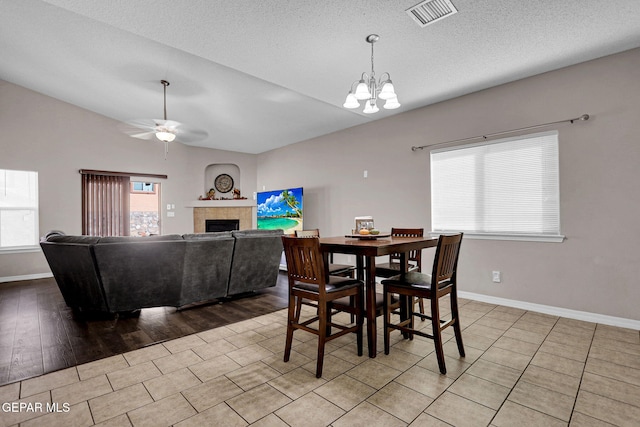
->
[0,169,39,250]
[131,182,156,193]
[430,131,562,242]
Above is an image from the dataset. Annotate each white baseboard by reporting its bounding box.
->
[458,291,640,330]
[0,272,53,284]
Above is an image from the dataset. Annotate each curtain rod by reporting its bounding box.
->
[79,169,168,179]
[411,114,590,152]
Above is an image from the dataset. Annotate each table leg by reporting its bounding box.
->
[364,256,377,357]
[399,253,410,339]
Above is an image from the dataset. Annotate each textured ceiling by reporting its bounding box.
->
[1,0,640,153]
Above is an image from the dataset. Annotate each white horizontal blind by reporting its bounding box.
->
[0,169,39,248]
[431,131,560,238]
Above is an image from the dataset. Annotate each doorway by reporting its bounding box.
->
[129,181,161,236]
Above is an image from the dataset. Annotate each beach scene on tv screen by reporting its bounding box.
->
[257,187,303,234]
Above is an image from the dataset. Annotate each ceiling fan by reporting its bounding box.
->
[119,80,208,158]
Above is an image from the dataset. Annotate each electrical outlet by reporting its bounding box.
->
[492,271,501,283]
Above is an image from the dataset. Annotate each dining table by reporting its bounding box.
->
[319,234,438,357]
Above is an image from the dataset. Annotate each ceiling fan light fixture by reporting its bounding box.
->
[119,79,207,159]
[155,131,176,142]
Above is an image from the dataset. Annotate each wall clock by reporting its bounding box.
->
[214,174,234,193]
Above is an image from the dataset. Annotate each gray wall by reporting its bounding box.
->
[2,48,639,323]
[0,80,257,279]
[257,48,640,322]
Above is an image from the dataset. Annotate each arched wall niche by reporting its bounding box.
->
[204,163,240,198]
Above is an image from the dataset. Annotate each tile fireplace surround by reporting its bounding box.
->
[190,200,257,233]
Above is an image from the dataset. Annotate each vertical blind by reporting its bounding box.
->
[430,131,560,237]
[81,173,130,236]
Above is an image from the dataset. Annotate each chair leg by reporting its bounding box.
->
[383,289,391,355]
[431,297,446,374]
[294,296,303,323]
[450,291,465,358]
[407,295,415,340]
[316,302,327,378]
[418,298,426,320]
[350,295,355,323]
[284,294,297,363]
[356,290,364,357]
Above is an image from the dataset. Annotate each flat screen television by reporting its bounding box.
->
[256,187,303,234]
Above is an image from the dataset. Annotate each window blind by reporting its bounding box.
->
[430,131,561,240]
[0,169,39,248]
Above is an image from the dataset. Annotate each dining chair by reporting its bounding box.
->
[381,233,464,374]
[375,227,426,316]
[295,229,356,277]
[281,236,364,378]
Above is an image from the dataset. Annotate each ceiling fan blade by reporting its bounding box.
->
[162,120,182,129]
[173,124,209,143]
[118,120,159,140]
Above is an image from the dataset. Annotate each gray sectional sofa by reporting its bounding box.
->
[40,229,283,313]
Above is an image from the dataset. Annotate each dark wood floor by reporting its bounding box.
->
[0,274,289,386]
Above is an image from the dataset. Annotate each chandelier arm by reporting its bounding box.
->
[378,72,391,84]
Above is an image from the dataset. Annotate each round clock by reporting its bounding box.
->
[214,174,234,193]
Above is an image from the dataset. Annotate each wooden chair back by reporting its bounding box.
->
[282,236,327,294]
[295,229,320,238]
[389,227,424,269]
[431,233,463,293]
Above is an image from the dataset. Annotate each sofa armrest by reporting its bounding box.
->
[181,232,235,305]
[227,229,284,295]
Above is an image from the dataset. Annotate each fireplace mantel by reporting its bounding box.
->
[186,200,256,208]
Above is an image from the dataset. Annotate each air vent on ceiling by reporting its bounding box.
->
[406,0,458,28]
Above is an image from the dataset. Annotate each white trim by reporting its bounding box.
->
[429,232,565,243]
[0,272,53,284]
[0,246,41,254]
[458,291,640,330]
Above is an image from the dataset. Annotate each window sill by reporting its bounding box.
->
[0,246,41,254]
[429,232,565,243]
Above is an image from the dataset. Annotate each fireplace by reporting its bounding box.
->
[192,203,256,233]
[206,219,240,232]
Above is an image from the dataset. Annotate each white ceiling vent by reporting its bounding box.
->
[406,0,458,28]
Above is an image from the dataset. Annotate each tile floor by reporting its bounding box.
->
[1,297,639,427]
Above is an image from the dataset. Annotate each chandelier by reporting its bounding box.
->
[343,34,401,114]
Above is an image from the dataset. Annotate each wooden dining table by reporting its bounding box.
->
[319,234,438,357]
